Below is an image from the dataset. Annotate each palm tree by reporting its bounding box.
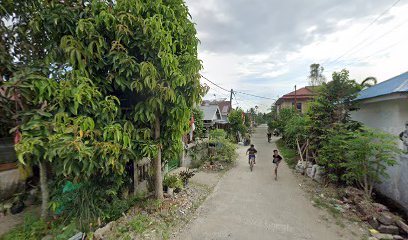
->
[361,77,377,89]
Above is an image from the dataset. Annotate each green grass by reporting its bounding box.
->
[276,139,297,169]
[129,214,152,234]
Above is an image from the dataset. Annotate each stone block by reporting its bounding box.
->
[373,203,389,212]
[378,212,395,225]
[395,219,408,235]
[94,221,115,240]
[378,225,399,235]
[392,235,403,240]
[368,216,380,229]
[373,233,394,240]
[0,169,21,200]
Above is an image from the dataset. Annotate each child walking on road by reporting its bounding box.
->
[272,149,282,181]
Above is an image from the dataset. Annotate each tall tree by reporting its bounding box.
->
[1,0,204,219]
[308,63,326,86]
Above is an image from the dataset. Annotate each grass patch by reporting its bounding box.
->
[276,139,297,169]
[129,214,152,234]
[0,214,79,240]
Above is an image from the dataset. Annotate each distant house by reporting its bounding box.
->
[199,104,227,129]
[276,86,316,114]
[352,71,408,214]
[202,99,231,122]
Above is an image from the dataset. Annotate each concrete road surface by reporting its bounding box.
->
[174,124,363,240]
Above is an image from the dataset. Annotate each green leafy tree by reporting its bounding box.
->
[283,115,310,149]
[317,127,350,184]
[342,128,401,198]
[267,108,297,136]
[307,70,362,152]
[192,107,205,139]
[1,0,203,222]
[228,109,247,141]
[308,63,326,86]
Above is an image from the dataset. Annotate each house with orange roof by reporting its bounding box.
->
[276,86,316,114]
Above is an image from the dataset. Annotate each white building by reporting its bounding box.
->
[352,71,408,213]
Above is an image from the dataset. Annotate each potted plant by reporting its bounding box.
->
[163,175,183,196]
[179,169,195,187]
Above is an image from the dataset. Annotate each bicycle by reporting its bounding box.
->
[249,154,256,172]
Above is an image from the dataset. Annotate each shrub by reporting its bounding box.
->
[1,214,48,240]
[317,127,350,184]
[276,139,297,169]
[163,175,183,189]
[283,114,309,149]
[341,128,401,198]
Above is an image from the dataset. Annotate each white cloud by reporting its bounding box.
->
[187,0,408,112]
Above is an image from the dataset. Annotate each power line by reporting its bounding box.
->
[200,74,276,100]
[322,0,402,66]
[233,90,276,100]
[200,74,230,92]
[324,19,408,73]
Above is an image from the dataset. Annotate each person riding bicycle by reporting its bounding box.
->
[267,132,272,142]
[246,144,258,164]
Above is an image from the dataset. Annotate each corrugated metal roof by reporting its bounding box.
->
[356,71,408,101]
[200,105,221,121]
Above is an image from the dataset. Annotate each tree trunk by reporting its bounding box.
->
[154,115,164,199]
[39,161,49,219]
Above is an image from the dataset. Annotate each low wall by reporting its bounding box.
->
[0,169,21,201]
[375,155,408,215]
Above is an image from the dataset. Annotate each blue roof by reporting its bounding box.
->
[355,71,408,101]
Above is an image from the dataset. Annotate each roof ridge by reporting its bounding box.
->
[368,71,408,89]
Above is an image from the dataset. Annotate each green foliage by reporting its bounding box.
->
[228,109,247,138]
[276,139,297,169]
[163,175,183,189]
[209,129,227,140]
[341,128,401,197]
[129,214,152,235]
[283,114,310,149]
[1,0,204,225]
[317,127,350,184]
[209,129,238,163]
[0,214,79,240]
[192,108,205,139]
[0,214,47,240]
[268,108,297,135]
[307,70,362,152]
[308,63,326,86]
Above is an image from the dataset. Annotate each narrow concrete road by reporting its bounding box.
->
[175,125,362,240]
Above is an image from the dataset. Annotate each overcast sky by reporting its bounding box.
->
[185,0,408,112]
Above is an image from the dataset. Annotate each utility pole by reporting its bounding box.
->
[230,89,233,111]
[294,85,297,111]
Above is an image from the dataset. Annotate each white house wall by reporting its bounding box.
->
[351,98,408,213]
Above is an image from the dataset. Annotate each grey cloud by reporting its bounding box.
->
[187,0,394,56]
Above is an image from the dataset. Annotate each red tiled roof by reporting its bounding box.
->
[276,86,316,104]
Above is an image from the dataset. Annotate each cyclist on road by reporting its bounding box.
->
[267,132,272,142]
[246,144,258,165]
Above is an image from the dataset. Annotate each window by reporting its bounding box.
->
[291,102,302,112]
[296,102,302,112]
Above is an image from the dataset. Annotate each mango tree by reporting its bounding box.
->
[1,0,204,220]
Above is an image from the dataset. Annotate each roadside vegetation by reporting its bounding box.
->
[0,0,212,239]
[269,69,401,200]
[276,139,297,169]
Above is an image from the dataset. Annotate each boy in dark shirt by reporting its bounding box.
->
[272,149,283,180]
[246,144,258,164]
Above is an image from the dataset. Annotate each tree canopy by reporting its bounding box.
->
[1,0,204,222]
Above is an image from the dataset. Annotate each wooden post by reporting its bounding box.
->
[181,137,185,167]
[133,160,139,195]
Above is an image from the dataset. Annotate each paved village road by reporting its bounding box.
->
[175,125,362,240]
